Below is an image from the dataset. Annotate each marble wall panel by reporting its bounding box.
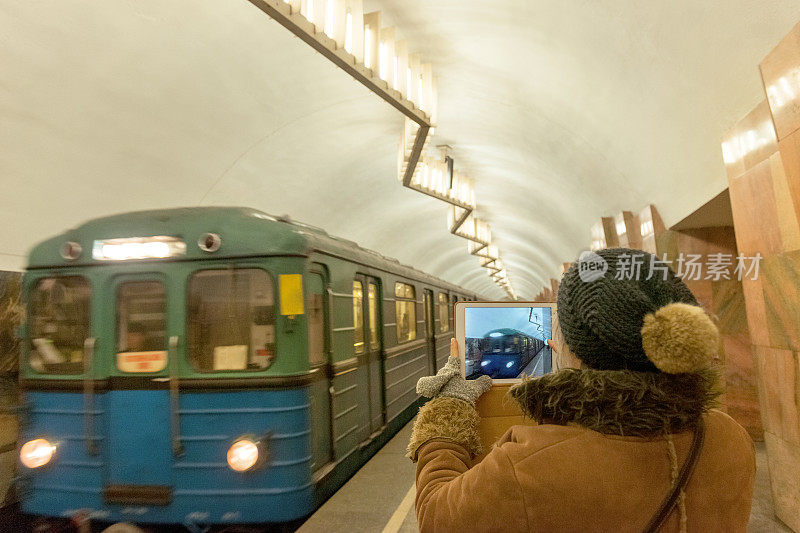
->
[776,129,800,236]
[755,346,800,445]
[764,431,800,531]
[728,159,784,257]
[762,251,800,351]
[760,20,800,141]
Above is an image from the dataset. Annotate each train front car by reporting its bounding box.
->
[17,208,317,527]
[479,328,537,378]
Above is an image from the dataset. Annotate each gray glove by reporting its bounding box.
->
[416,340,492,406]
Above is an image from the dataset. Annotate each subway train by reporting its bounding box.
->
[15,207,477,528]
[478,328,545,378]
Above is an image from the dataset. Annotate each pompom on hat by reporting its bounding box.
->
[641,303,719,373]
[557,248,719,373]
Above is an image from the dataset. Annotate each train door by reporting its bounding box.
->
[307,268,333,476]
[103,273,173,501]
[355,274,385,434]
[423,289,436,374]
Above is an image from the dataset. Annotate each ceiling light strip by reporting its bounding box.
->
[248,0,515,298]
[247,0,430,127]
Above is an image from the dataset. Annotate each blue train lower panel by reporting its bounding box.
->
[21,388,314,524]
[23,487,313,524]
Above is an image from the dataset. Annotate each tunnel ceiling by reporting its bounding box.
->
[2,1,799,298]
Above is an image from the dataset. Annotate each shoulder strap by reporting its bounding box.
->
[643,417,706,533]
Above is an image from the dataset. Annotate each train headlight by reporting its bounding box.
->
[505,361,514,368]
[20,438,57,469]
[480,360,490,367]
[227,437,268,472]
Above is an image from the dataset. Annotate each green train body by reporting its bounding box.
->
[17,207,476,527]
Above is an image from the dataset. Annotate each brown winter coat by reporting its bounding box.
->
[408,369,755,532]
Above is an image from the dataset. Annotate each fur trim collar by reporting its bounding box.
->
[509,368,721,437]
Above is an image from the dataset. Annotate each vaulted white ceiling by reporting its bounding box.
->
[2,1,799,298]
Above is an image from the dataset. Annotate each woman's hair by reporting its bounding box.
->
[550,314,582,371]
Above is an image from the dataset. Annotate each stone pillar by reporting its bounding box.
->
[590,216,619,250]
[615,210,643,249]
[655,226,761,440]
[723,21,800,530]
[639,204,667,255]
[594,204,762,439]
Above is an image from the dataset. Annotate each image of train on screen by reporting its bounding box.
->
[14,207,478,529]
[465,328,549,379]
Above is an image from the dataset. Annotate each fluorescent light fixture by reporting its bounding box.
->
[364,27,373,69]
[304,0,314,21]
[93,236,186,261]
[344,11,353,52]
[379,42,387,79]
[325,0,335,36]
[640,220,655,239]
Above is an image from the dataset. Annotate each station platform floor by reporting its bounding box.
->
[299,418,790,533]
[298,420,418,533]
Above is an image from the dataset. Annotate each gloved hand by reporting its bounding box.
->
[416,339,492,406]
[407,339,492,460]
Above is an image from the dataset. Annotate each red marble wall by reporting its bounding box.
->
[721,21,800,528]
[654,227,762,441]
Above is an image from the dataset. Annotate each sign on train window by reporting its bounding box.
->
[116,281,167,373]
[395,282,416,343]
[353,281,365,354]
[28,276,91,374]
[438,292,449,333]
[187,269,275,372]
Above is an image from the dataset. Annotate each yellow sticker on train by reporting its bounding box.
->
[279,274,305,316]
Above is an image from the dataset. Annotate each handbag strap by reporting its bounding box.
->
[643,417,706,533]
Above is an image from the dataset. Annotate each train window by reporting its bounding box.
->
[28,276,91,374]
[368,283,379,349]
[116,281,167,372]
[307,273,325,366]
[395,282,416,343]
[353,281,364,354]
[187,269,275,372]
[438,292,449,333]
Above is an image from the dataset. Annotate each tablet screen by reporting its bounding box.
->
[464,306,553,380]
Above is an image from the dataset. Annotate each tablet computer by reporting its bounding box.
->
[455,301,555,383]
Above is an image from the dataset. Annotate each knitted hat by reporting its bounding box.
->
[557,248,719,373]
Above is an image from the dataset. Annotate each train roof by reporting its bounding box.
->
[484,328,526,337]
[26,206,474,294]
